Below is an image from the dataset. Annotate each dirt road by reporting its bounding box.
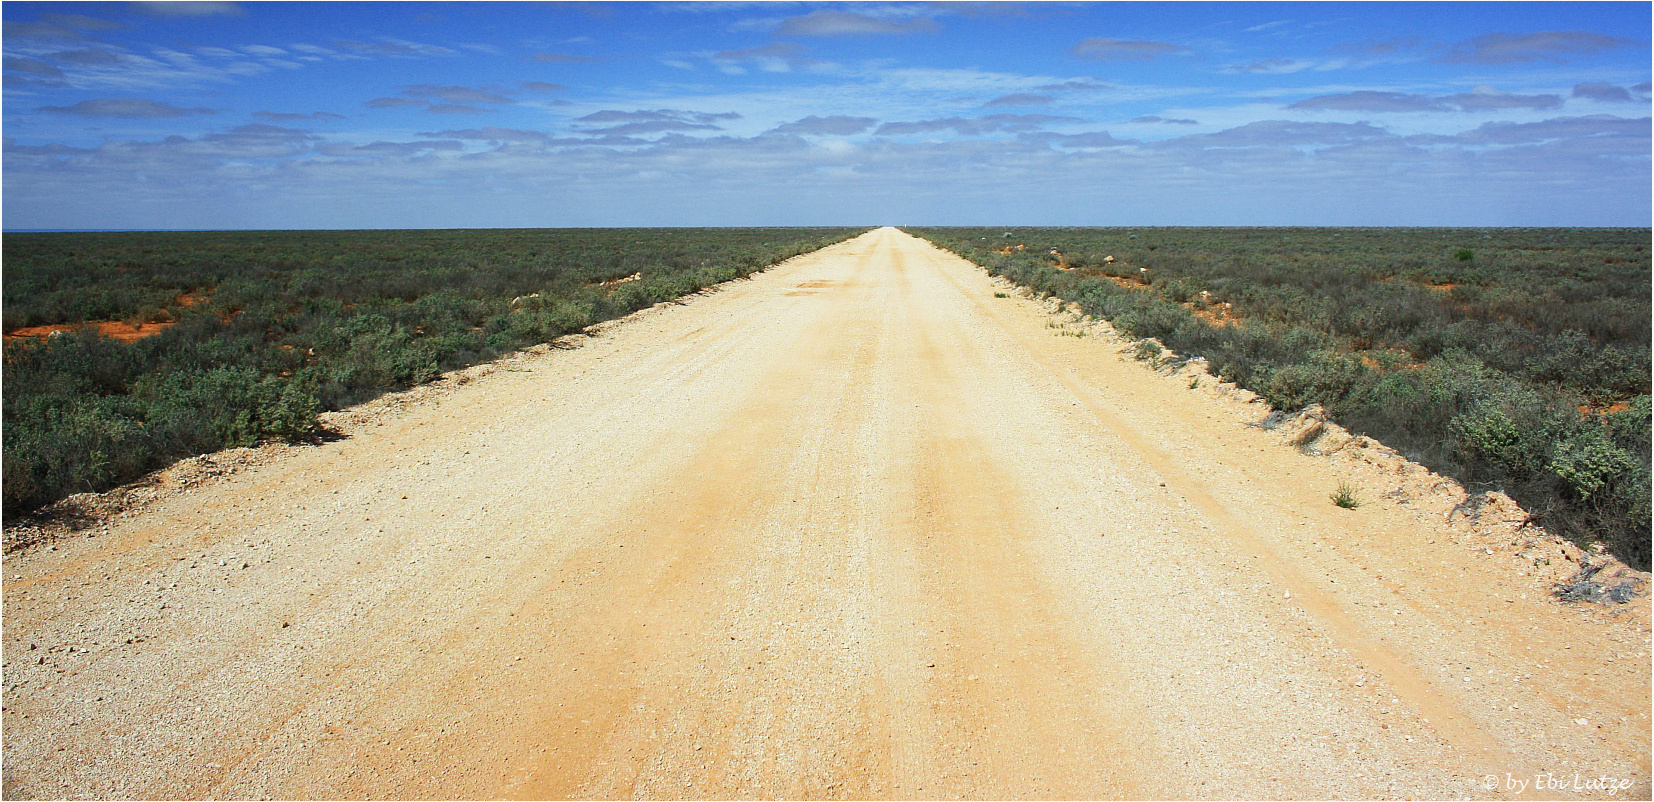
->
[3,228,1648,799]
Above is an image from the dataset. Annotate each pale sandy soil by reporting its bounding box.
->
[2,228,1648,800]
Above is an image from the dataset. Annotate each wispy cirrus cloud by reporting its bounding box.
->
[1341,36,1430,56]
[1572,82,1636,102]
[1441,89,1564,112]
[1291,91,1445,112]
[287,43,339,59]
[572,108,741,136]
[419,127,553,144]
[774,10,939,37]
[1243,20,1293,34]
[765,115,878,136]
[10,123,317,169]
[402,85,514,104]
[254,110,345,123]
[1290,88,1563,113]
[1228,57,1310,75]
[1319,31,1638,71]
[1070,38,1185,61]
[40,12,127,30]
[984,93,1052,107]
[7,112,1647,228]
[576,109,740,125]
[2,21,83,43]
[876,113,1080,136]
[129,2,244,17]
[1410,114,1649,147]
[1025,130,1136,148]
[581,120,724,136]
[316,139,464,157]
[1438,30,1638,65]
[365,84,516,114]
[1,29,441,94]
[1149,119,1391,150]
[3,2,1646,229]
[711,42,830,74]
[529,51,600,63]
[3,13,127,43]
[48,48,124,66]
[926,2,1036,19]
[39,97,215,118]
[5,56,66,78]
[1034,77,1111,92]
[336,38,456,58]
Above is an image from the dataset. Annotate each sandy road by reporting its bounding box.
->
[3,227,1648,799]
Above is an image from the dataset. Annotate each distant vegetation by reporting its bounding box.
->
[911,227,1652,568]
[3,227,866,520]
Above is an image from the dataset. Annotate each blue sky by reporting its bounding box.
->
[3,1,1649,229]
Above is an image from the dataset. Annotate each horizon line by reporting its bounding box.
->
[7,224,1651,234]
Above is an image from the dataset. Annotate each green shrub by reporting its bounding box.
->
[1450,393,1552,481]
[1607,395,1652,450]
[1549,427,1637,502]
[4,227,867,520]
[909,226,1651,568]
[1160,278,1198,304]
[1257,352,1370,413]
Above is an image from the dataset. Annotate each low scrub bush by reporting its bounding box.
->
[3,227,866,519]
[912,227,1651,568]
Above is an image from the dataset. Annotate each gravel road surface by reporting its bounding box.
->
[3,228,1648,799]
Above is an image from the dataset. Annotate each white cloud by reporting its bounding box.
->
[773,10,939,37]
[1226,58,1311,75]
[1071,38,1186,61]
[129,2,244,17]
[7,112,1647,227]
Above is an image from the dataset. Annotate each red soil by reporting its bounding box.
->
[1579,401,1634,416]
[1191,305,1241,327]
[4,321,175,343]
[4,290,210,344]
